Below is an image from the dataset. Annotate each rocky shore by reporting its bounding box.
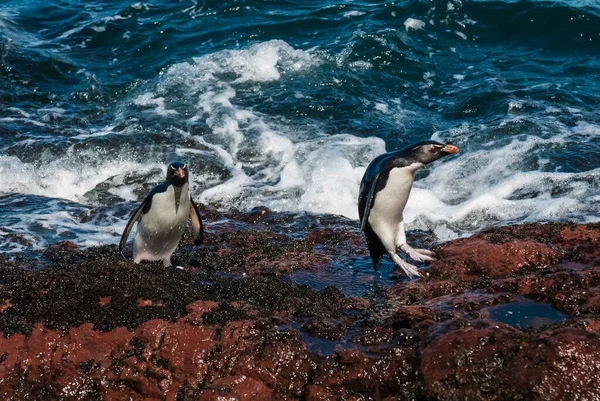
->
[1,206,599,400]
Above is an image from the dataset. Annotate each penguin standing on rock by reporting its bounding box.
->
[358,141,459,278]
[119,161,204,268]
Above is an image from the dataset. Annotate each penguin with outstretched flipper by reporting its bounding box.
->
[119,161,203,268]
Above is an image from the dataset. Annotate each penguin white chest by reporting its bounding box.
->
[368,164,421,234]
[135,184,190,258]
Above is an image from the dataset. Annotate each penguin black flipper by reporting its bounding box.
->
[119,200,147,252]
[189,197,204,246]
[119,184,167,252]
[359,172,380,232]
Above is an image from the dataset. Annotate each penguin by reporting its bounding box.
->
[119,161,204,267]
[358,140,459,277]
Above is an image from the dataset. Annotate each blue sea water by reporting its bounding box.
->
[0,0,599,253]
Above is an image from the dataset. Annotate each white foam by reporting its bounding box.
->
[0,153,162,204]
[176,40,319,85]
[140,40,382,216]
[375,102,389,113]
[297,136,385,217]
[0,117,47,127]
[404,18,426,31]
[134,93,178,115]
[348,60,373,69]
[3,39,599,252]
[508,101,523,113]
[401,127,600,241]
[344,11,366,18]
[0,193,130,253]
[126,40,600,238]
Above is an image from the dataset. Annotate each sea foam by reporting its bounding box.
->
[1,37,599,253]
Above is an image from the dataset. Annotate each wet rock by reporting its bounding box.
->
[420,319,527,399]
[0,299,12,312]
[301,318,346,340]
[515,328,600,400]
[236,206,272,224]
[199,375,272,400]
[340,296,370,311]
[309,346,421,400]
[1,218,599,400]
[392,305,437,329]
[0,232,33,248]
[581,293,600,313]
[431,237,559,279]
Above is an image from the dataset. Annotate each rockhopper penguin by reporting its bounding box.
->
[119,161,204,267]
[358,141,459,277]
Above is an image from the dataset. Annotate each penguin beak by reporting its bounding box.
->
[176,167,185,178]
[441,144,459,154]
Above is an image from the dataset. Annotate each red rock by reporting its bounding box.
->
[237,206,272,224]
[311,344,418,399]
[219,320,262,354]
[305,385,338,401]
[560,225,600,244]
[2,219,600,400]
[581,294,600,313]
[0,299,12,312]
[581,319,600,332]
[185,299,219,314]
[233,330,314,397]
[339,296,370,311]
[432,237,559,278]
[138,298,156,307]
[199,375,273,400]
[514,328,600,400]
[305,227,357,244]
[154,323,216,384]
[50,240,79,250]
[392,305,437,329]
[421,320,525,398]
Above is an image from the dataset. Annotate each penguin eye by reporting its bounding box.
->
[183,164,187,170]
[170,165,175,170]
[431,147,439,153]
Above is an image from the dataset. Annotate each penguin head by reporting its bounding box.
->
[166,161,189,187]
[411,141,459,165]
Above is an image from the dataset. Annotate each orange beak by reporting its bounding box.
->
[441,144,459,154]
[176,167,185,178]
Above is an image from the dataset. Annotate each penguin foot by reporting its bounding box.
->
[400,245,436,262]
[414,248,436,257]
[391,253,422,278]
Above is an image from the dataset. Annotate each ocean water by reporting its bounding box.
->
[0,0,599,253]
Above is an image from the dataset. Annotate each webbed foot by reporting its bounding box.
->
[391,253,422,278]
[400,245,436,262]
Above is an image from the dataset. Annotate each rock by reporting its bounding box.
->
[0,299,12,312]
[431,237,559,278]
[199,375,272,400]
[1,217,600,400]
